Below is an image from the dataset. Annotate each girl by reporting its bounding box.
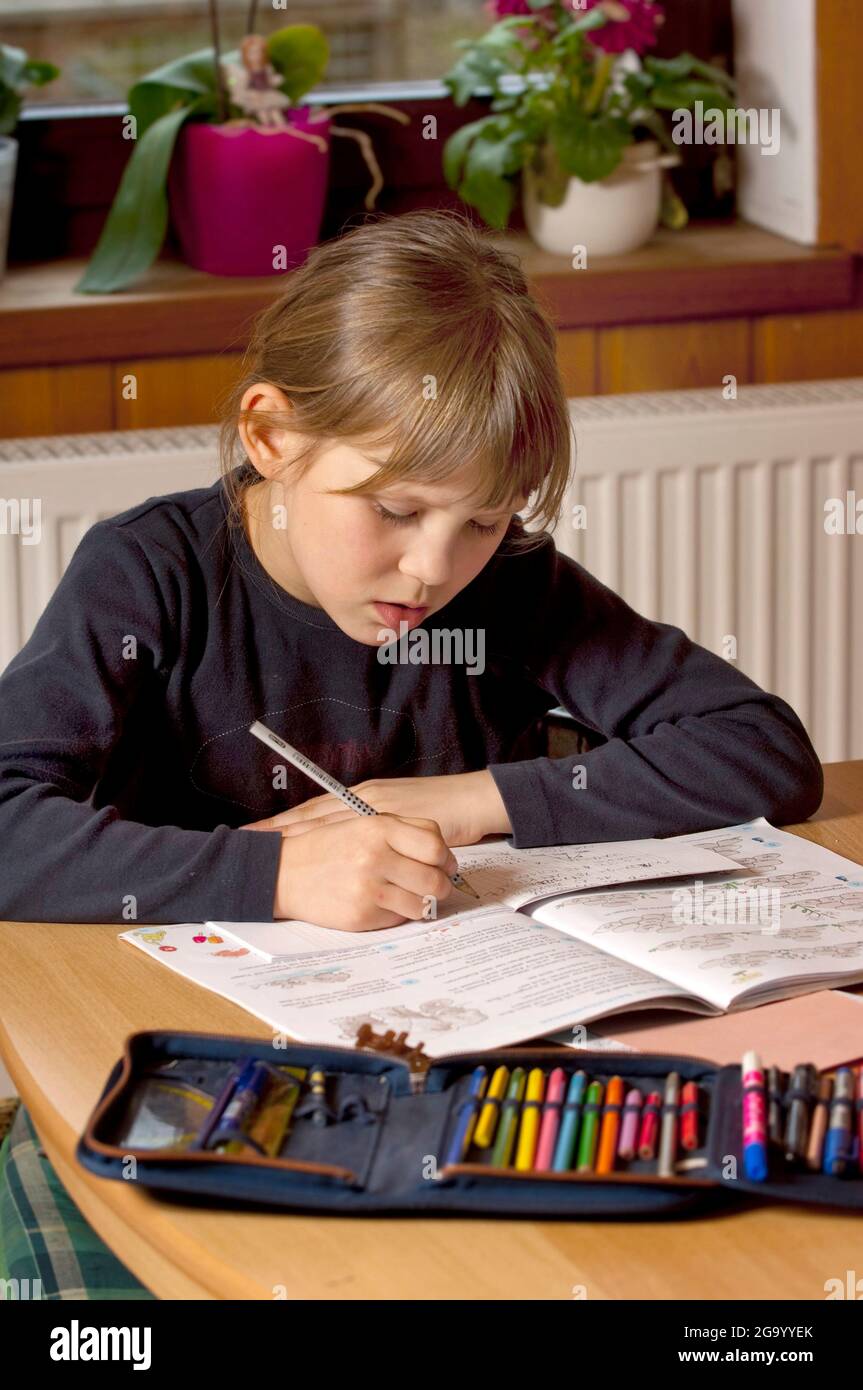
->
[0,209,822,931]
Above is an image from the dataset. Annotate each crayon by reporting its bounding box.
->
[806,1075,832,1172]
[617,1088,643,1161]
[444,1066,488,1166]
[680,1081,700,1152]
[491,1067,526,1167]
[575,1080,604,1173]
[535,1068,567,1172]
[515,1068,546,1171]
[474,1066,509,1150]
[741,1051,768,1182]
[595,1076,624,1175]
[552,1070,587,1172]
[637,1090,662,1161]
[657,1072,680,1178]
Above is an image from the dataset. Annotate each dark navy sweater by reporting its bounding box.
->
[0,464,823,924]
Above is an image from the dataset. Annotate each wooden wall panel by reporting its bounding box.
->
[112,353,245,430]
[555,330,596,397]
[0,364,113,438]
[597,319,751,394]
[753,309,863,383]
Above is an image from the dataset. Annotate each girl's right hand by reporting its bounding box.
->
[271,813,459,931]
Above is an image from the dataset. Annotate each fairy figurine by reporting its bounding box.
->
[222,33,292,129]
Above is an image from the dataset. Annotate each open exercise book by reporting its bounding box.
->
[120,818,863,1057]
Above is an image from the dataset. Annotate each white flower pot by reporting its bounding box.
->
[0,136,18,283]
[523,140,679,258]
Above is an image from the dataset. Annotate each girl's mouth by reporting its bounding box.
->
[373,601,429,630]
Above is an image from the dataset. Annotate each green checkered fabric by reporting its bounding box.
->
[0,1103,156,1300]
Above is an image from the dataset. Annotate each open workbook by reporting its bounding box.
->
[120,818,863,1056]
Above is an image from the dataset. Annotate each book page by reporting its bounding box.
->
[443,836,742,913]
[119,907,707,1057]
[204,835,744,955]
[531,819,863,1012]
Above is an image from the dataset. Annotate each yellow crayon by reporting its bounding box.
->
[473,1065,509,1149]
[515,1068,546,1171]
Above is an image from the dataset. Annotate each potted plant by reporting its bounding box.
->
[0,44,60,281]
[442,0,735,256]
[77,4,409,293]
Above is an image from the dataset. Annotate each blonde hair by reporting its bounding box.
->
[218,208,575,552]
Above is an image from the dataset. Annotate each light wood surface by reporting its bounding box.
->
[1,762,862,1300]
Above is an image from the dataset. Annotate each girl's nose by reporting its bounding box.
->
[398,539,454,591]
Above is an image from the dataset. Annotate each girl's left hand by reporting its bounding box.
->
[241,770,512,847]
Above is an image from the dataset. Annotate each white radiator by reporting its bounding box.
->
[557,379,863,763]
[0,426,221,674]
[1,379,861,761]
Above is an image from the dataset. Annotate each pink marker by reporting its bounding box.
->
[618,1088,644,1160]
[534,1067,567,1171]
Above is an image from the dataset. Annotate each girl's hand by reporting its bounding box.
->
[271,814,460,930]
[242,770,512,847]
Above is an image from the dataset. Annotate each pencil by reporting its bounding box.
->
[249,719,479,898]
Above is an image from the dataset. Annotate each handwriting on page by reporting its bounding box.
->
[450,840,738,912]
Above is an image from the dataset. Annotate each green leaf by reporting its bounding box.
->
[646,52,734,93]
[567,8,611,35]
[0,45,27,90]
[460,165,515,230]
[128,48,225,136]
[643,54,696,82]
[74,100,205,294]
[21,60,60,87]
[651,81,736,112]
[550,109,629,182]
[442,115,498,189]
[266,24,329,103]
[0,87,19,137]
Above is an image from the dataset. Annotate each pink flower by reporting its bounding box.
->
[583,0,664,55]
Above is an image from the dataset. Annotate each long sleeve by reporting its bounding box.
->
[0,522,283,924]
[486,537,824,847]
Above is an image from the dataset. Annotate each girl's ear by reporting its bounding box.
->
[238,385,294,478]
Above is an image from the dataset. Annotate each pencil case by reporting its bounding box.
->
[75,1030,863,1220]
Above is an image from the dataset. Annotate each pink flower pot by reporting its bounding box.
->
[167,111,331,277]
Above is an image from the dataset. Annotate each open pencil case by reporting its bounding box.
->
[75,1030,863,1220]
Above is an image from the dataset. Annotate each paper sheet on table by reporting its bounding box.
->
[545,988,863,1070]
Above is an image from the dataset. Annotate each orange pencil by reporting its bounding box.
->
[595,1075,625,1175]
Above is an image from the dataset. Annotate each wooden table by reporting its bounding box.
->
[2,762,862,1300]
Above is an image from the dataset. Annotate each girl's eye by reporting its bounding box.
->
[372,503,499,537]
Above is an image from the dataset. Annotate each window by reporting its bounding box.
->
[3,0,490,108]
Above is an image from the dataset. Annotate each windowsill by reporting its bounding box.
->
[0,220,854,370]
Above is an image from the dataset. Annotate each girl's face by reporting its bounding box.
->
[242,428,526,648]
